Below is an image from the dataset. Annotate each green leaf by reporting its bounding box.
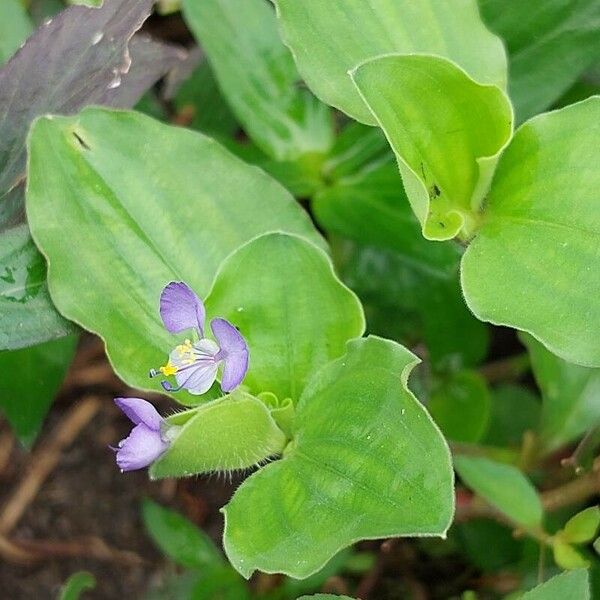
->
[0,0,32,65]
[563,507,600,545]
[150,391,286,479]
[553,540,590,570]
[454,455,542,528]
[141,499,223,568]
[480,0,600,121]
[521,569,590,599]
[0,334,77,446]
[275,0,507,124]
[522,334,600,452]
[59,572,96,600]
[462,97,600,368]
[26,107,323,402]
[484,384,540,447]
[351,54,513,240]
[429,371,491,443]
[0,225,75,350]
[205,233,365,402]
[183,0,333,161]
[223,336,454,579]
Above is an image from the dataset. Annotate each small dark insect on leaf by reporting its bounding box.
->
[72,131,90,151]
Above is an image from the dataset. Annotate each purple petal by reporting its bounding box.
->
[172,360,219,395]
[114,397,163,430]
[211,318,249,392]
[115,423,168,472]
[159,281,206,336]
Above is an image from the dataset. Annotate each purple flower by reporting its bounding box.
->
[113,398,169,472]
[150,282,249,396]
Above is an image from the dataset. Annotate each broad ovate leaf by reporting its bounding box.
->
[223,336,454,579]
[183,0,332,161]
[26,107,322,401]
[275,0,507,124]
[205,233,365,402]
[454,455,543,528]
[480,0,600,121]
[150,391,286,479]
[461,97,600,367]
[521,334,600,452]
[351,54,513,240]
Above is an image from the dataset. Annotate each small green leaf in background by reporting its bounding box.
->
[521,334,600,452]
[454,455,543,528]
[351,54,513,241]
[520,569,590,599]
[275,0,507,124]
[0,0,33,65]
[484,384,540,447]
[58,571,96,600]
[205,233,365,403]
[429,371,491,443]
[183,0,333,161]
[553,540,590,570]
[479,0,600,121]
[562,507,600,545]
[26,108,323,403]
[150,390,286,479]
[223,336,454,579]
[0,335,77,446]
[142,499,223,569]
[461,97,600,368]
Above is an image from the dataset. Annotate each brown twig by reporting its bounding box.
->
[0,396,101,535]
[0,428,15,476]
[0,534,143,566]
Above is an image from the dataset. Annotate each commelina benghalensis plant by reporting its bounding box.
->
[1,0,599,594]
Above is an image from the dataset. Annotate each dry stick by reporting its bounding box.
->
[0,396,101,536]
[0,428,15,475]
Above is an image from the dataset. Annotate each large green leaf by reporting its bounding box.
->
[351,54,513,240]
[0,0,32,65]
[461,97,600,367]
[522,334,600,452]
[223,336,454,579]
[0,225,75,350]
[454,455,543,529]
[0,334,77,446]
[275,0,507,124]
[26,107,323,402]
[150,391,287,479]
[480,0,600,121]
[183,0,333,161]
[521,569,590,600]
[205,233,365,402]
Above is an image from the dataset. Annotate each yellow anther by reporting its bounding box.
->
[159,362,178,376]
